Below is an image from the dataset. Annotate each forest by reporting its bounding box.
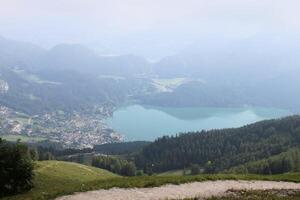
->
[227,148,300,174]
[93,141,150,155]
[92,156,137,176]
[135,116,300,173]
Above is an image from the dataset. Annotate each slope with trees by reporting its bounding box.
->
[135,116,300,173]
[227,148,300,174]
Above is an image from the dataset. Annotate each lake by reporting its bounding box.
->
[106,105,291,141]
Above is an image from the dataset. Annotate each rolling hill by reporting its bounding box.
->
[5,161,118,200]
[6,160,300,200]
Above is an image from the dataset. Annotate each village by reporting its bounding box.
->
[0,105,123,148]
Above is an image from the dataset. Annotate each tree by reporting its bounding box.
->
[121,163,136,176]
[112,161,122,174]
[282,156,294,173]
[0,138,34,196]
[91,155,137,176]
[204,161,214,173]
[45,152,54,160]
[29,148,39,161]
[190,164,200,175]
[136,170,144,176]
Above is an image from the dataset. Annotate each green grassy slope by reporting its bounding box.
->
[4,161,118,200]
[5,161,300,200]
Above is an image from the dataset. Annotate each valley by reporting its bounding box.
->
[2,1,300,200]
[1,35,300,148]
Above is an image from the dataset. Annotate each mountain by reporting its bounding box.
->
[0,36,154,114]
[135,115,300,173]
[1,35,300,148]
[1,35,300,114]
[145,35,300,111]
[0,36,156,147]
[153,35,300,79]
[40,44,152,77]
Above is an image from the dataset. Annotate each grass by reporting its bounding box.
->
[4,161,118,200]
[158,169,190,176]
[4,161,300,200]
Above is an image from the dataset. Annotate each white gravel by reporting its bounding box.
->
[56,180,300,200]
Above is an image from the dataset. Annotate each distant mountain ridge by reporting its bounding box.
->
[0,36,155,114]
[1,35,300,115]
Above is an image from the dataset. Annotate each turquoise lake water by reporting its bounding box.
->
[106,105,291,141]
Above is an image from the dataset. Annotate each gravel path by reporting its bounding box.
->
[56,180,300,200]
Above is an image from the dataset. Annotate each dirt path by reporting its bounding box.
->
[56,180,300,200]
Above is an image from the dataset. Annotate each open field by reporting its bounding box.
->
[4,160,300,200]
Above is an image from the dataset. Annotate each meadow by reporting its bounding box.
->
[4,161,300,200]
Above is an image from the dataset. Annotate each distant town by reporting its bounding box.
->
[0,105,123,148]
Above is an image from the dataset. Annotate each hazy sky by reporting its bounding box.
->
[0,0,299,49]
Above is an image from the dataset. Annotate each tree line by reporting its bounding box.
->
[227,148,300,174]
[92,155,137,176]
[93,141,150,155]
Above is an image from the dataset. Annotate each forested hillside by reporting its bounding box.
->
[94,141,151,155]
[135,116,300,173]
[227,148,300,174]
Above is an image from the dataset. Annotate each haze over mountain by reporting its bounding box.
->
[1,34,300,115]
[1,0,300,60]
[3,2,300,199]
[1,0,300,148]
